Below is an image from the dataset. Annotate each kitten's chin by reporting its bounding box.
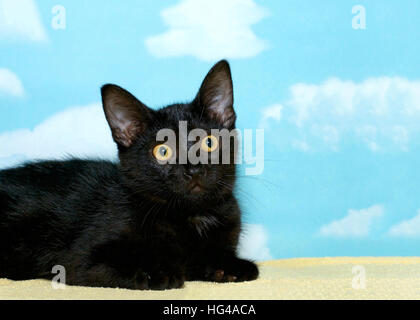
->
[179,187,209,202]
[169,181,216,202]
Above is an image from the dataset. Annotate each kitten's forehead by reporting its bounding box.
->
[156,103,212,131]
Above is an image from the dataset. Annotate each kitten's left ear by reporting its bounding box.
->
[194,60,236,129]
[101,84,152,148]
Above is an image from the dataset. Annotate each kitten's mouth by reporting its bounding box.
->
[188,181,205,194]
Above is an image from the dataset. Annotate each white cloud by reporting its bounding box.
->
[238,224,272,261]
[0,68,24,97]
[319,205,384,238]
[0,103,117,168]
[0,0,48,42]
[356,125,380,152]
[311,124,340,150]
[291,139,310,152]
[259,104,282,129]
[263,77,420,152]
[146,0,268,61]
[388,211,420,238]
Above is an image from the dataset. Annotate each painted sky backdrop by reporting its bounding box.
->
[1,0,420,259]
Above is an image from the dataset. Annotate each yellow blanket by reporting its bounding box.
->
[1,257,419,300]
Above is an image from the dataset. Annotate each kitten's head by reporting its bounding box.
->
[101,60,237,204]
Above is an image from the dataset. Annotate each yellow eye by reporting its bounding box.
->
[201,135,218,152]
[153,144,173,161]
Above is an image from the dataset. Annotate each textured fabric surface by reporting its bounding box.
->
[1,257,419,300]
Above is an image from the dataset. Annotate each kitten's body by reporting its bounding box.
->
[0,61,258,289]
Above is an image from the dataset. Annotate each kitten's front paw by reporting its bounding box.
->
[134,270,152,290]
[207,269,239,283]
[207,258,259,283]
[143,269,185,290]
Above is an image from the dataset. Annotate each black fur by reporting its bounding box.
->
[0,60,258,290]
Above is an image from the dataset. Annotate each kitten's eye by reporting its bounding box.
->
[201,135,218,152]
[153,144,173,161]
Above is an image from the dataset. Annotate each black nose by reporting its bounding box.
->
[184,166,201,179]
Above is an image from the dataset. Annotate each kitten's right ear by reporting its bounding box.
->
[194,60,236,129]
[101,84,152,148]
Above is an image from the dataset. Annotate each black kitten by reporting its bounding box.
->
[0,60,259,290]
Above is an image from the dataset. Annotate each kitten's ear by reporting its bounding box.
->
[194,60,236,129]
[101,84,152,148]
